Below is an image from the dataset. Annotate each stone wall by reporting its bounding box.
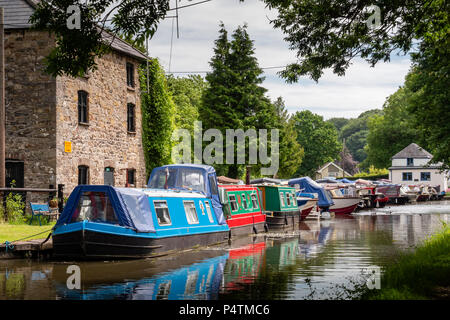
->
[55,50,146,194]
[4,29,57,197]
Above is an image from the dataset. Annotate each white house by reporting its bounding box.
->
[389,143,448,192]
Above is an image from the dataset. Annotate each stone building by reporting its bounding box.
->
[2,0,148,200]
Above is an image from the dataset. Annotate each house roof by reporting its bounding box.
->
[391,143,433,159]
[2,0,148,61]
[316,161,351,176]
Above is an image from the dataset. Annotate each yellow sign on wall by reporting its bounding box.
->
[64,141,72,153]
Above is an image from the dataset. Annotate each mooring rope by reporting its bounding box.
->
[2,228,54,253]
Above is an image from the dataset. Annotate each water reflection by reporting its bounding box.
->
[0,208,449,300]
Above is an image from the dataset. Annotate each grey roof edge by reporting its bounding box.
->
[391,143,433,159]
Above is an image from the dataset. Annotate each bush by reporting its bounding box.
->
[5,192,26,225]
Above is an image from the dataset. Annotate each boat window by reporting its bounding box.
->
[209,175,218,195]
[154,200,172,226]
[241,194,248,209]
[71,191,119,224]
[178,169,205,193]
[250,194,258,209]
[279,192,285,207]
[229,195,238,212]
[148,168,177,189]
[204,201,214,223]
[286,192,291,206]
[183,201,199,224]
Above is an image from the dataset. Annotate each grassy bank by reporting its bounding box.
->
[0,223,55,243]
[362,222,450,300]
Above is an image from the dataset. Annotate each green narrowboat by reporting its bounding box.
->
[256,185,300,229]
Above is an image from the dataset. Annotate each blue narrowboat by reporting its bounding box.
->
[52,165,230,259]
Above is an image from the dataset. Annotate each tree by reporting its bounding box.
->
[166,74,206,134]
[200,23,277,179]
[336,146,359,176]
[140,59,175,178]
[291,110,342,177]
[262,0,449,82]
[364,87,421,169]
[30,0,169,77]
[273,98,304,179]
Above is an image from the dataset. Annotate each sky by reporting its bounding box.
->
[148,0,413,120]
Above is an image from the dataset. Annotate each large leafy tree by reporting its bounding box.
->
[364,87,421,169]
[273,98,304,179]
[291,110,342,177]
[200,23,277,179]
[262,0,449,82]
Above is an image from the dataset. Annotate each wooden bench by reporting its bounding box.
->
[29,202,59,226]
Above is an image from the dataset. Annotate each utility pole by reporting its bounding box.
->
[0,7,5,188]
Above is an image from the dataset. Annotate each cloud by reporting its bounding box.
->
[149,0,412,119]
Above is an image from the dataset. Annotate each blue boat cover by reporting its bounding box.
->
[148,164,227,225]
[288,177,334,207]
[56,185,156,233]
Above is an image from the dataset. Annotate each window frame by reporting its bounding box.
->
[153,200,172,226]
[183,200,199,224]
[78,165,89,185]
[77,90,89,124]
[407,158,414,166]
[204,200,214,223]
[402,172,413,181]
[279,192,285,207]
[126,168,136,186]
[241,194,248,209]
[229,194,238,212]
[420,172,431,181]
[127,103,136,132]
[126,62,135,88]
[250,194,259,209]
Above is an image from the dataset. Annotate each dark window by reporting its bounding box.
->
[229,195,238,212]
[420,172,431,181]
[241,194,248,209]
[251,194,258,209]
[209,175,218,195]
[127,103,135,132]
[78,165,89,185]
[407,158,414,166]
[72,191,119,224]
[5,160,24,188]
[402,172,412,181]
[127,169,136,186]
[78,90,88,123]
[126,62,135,87]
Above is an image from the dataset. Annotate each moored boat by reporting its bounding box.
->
[254,184,300,229]
[219,184,267,236]
[52,164,230,259]
[324,186,360,215]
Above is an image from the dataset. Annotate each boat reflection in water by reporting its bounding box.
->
[53,235,274,300]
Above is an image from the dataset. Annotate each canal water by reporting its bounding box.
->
[1,201,449,300]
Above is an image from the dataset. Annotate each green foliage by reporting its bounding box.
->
[291,110,342,177]
[273,98,304,179]
[200,23,278,178]
[5,192,26,225]
[364,87,422,169]
[30,0,169,77]
[140,59,175,179]
[262,0,448,82]
[167,75,207,135]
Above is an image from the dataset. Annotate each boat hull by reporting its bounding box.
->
[329,197,360,215]
[52,223,230,259]
[265,210,300,229]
